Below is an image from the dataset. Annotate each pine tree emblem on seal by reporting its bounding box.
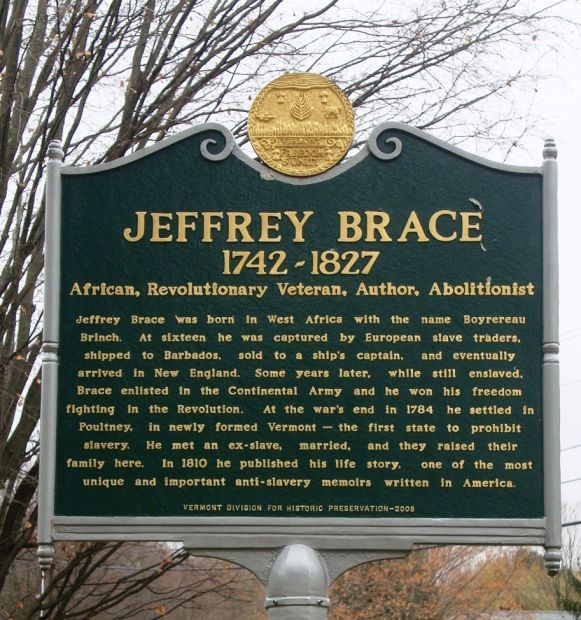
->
[248,72,355,176]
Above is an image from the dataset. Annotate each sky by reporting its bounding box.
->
[522,3,581,515]
[432,0,581,517]
[90,1,581,519]
[45,0,581,524]
[547,55,581,516]
[289,0,581,515]
[344,0,581,517]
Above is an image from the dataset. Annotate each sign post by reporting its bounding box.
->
[38,77,560,615]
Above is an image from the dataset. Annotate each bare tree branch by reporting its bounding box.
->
[0,0,574,616]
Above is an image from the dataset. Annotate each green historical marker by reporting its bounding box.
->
[38,77,561,613]
[55,125,545,520]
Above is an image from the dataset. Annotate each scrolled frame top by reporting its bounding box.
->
[60,121,541,181]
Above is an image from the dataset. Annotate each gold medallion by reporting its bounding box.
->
[248,73,355,177]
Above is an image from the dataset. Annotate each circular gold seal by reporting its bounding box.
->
[248,73,355,177]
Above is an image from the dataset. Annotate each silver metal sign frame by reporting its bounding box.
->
[37,124,561,598]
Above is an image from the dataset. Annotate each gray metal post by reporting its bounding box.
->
[38,139,64,616]
[265,545,329,620]
[542,137,561,575]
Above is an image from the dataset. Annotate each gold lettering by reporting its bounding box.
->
[397,211,429,242]
[460,211,482,241]
[365,211,392,241]
[337,211,362,242]
[286,211,313,242]
[258,212,282,242]
[150,212,173,242]
[176,212,199,242]
[226,212,253,242]
[123,211,146,242]
[428,210,457,242]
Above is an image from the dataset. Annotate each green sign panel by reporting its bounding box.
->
[50,124,548,522]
